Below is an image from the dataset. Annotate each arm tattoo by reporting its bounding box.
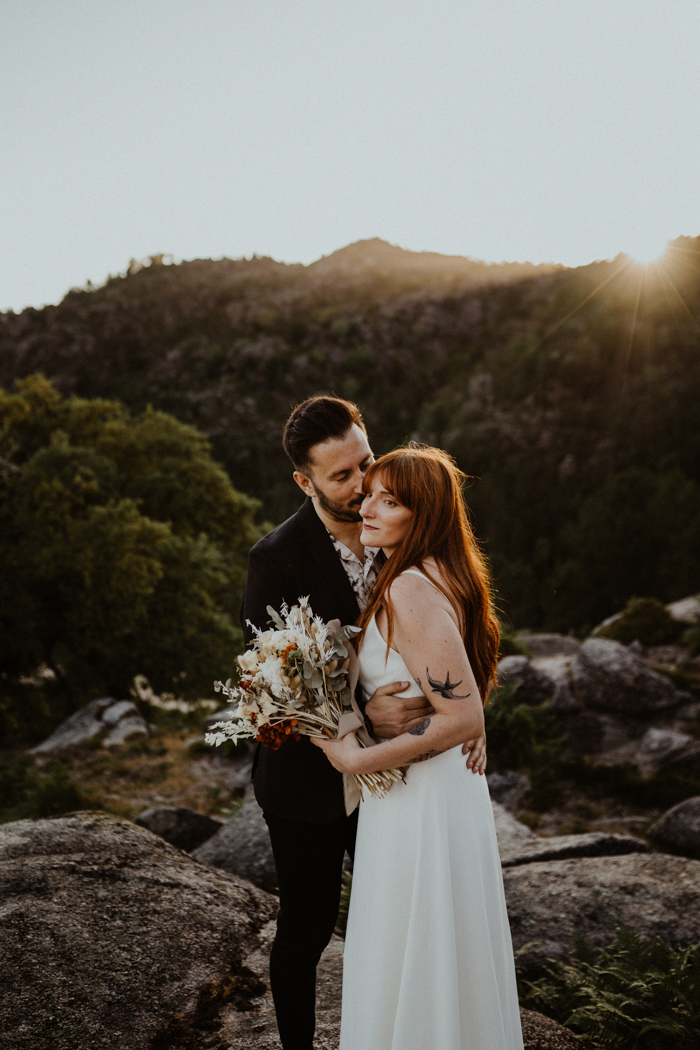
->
[426,669,471,700]
[410,749,441,764]
[408,717,431,736]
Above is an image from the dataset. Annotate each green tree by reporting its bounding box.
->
[0,375,262,741]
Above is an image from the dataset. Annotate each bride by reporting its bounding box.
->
[313,444,524,1050]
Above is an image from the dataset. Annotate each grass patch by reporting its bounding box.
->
[520,926,700,1050]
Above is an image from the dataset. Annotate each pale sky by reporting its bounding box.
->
[1,0,699,312]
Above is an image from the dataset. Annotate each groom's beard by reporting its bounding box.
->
[313,483,364,523]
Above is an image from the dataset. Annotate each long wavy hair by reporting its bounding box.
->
[357,444,500,704]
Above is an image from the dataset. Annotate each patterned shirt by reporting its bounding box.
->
[326,529,381,611]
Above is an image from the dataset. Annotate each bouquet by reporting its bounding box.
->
[205,597,404,801]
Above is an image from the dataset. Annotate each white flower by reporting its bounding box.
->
[238,649,259,673]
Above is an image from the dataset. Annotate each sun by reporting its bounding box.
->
[625,232,670,266]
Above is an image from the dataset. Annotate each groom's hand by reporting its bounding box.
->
[365,683,435,738]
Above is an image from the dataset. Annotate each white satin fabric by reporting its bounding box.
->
[340,573,524,1050]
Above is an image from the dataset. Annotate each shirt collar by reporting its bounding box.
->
[325,527,380,564]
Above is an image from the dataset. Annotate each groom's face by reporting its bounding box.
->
[294,424,374,523]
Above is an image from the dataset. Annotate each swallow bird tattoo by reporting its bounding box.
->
[426,669,471,700]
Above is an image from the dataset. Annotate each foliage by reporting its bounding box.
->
[0,376,263,743]
[0,754,87,822]
[484,682,570,808]
[485,683,567,772]
[597,597,684,647]
[1,238,699,632]
[520,926,700,1050]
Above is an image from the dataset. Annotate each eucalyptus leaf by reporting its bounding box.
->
[266,605,285,628]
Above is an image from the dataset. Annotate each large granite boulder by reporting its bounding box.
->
[491,801,649,867]
[135,806,223,852]
[517,634,583,659]
[634,727,700,776]
[0,813,277,1049]
[648,796,700,859]
[497,655,557,705]
[503,852,700,978]
[192,797,278,891]
[571,638,687,716]
[29,698,149,752]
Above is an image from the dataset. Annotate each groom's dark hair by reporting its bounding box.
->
[283,396,366,473]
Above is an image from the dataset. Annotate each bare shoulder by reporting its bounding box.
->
[388,567,455,627]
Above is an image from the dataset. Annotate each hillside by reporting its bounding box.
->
[1,236,699,632]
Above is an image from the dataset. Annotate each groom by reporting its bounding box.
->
[242,395,485,1050]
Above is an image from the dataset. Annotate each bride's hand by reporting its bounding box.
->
[311,731,362,774]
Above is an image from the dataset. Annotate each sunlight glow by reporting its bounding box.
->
[626,233,670,266]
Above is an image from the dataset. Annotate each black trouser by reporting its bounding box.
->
[264,808,359,1050]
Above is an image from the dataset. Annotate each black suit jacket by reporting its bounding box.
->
[241,497,362,823]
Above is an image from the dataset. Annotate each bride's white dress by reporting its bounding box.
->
[340,569,524,1050]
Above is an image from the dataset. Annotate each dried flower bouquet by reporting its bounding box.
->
[205,597,404,800]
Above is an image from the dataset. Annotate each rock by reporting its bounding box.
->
[517,634,582,658]
[667,594,700,624]
[30,697,149,753]
[0,813,277,1049]
[519,1008,589,1049]
[648,796,700,859]
[214,906,583,1050]
[491,800,649,867]
[499,831,650,868]
[487,770,530,807]
[101,699,137,725]
[503,852,700,978]
[634,727,700,776]
[497,655,556,705]
[29,697,115,752]
[570,637,689,716]
[103,714,149,747]
[530,655,580,713]
[135,806,223,852]
[192,797,278,891]
[492,800,537,851]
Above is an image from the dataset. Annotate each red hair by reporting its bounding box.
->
[357,444,499,704]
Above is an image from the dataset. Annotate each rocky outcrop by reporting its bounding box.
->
[666,595,700,624]
[648,796,700,859]
[0,813,277,1049]
[135,806,223,852]
[192,797,278,892]
[572,638,686,716]
[517,634,583,659]
[487,769,530,807]
[496,633,695,774]
[519,1009,589,1050]
[29,697,149,752]
[503,852,700,978]
[491,801,649,867]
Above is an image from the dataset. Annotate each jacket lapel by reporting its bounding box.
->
[297,498,360,624]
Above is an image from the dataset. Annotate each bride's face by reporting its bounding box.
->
[360,475,412,555]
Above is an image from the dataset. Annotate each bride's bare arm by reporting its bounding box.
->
[312,574,485,775]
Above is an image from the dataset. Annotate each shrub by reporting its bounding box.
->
[0,756,87,822]
[520,926,700,1050]
[597,597,683,647]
